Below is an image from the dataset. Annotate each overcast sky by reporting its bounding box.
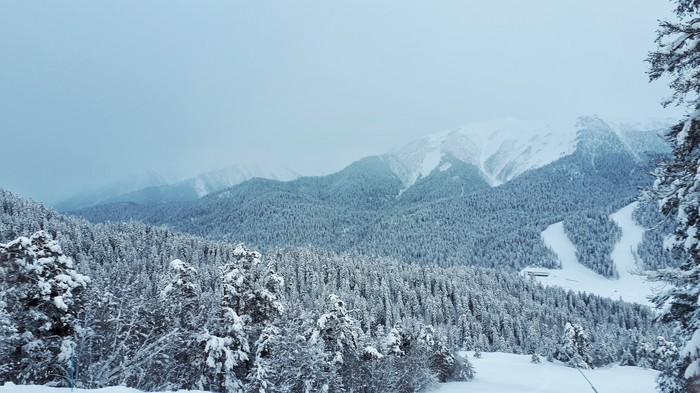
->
[0,0,684,203]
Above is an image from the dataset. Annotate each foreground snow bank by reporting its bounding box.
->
[1,352,658,393]
[0,384,208,393]
[433,352,658,393]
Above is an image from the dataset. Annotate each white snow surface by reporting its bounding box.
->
[191,163,301,198]
[1,353,658,393]
[386,117,577,188]
[433,352,658,393]
[0,385,206,393]
[522,202,659,306]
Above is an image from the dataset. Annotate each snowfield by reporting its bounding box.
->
[522,202,659,306]
[0,352,657,393]
[434,352,658,393]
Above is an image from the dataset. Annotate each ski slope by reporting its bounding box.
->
[434,352,658,393]
[522,202,658,306]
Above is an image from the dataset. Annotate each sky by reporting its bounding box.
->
[0,0,685,204]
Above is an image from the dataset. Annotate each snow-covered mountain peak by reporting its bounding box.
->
[55,163,303,210]
[189,163,301,198]
[386,117,577,188]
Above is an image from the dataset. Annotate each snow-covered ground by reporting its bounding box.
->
[433,351,658,393]
[522,202,659,306]
[1,353,658,393]
[0,385,207,393]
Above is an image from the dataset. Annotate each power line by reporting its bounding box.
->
[577,367,600,393]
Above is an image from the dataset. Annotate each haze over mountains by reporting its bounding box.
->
[56,163,302,211]
[57,115,671,212]
[70,115,675,275]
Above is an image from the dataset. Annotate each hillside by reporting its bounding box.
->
[71,116,668,270]
[55,164,302,211]
[0,189,670,390]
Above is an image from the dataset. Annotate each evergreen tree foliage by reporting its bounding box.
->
[553,322,593,369]
[0,189,673,390]
[634,201,680,270]
[563,208,622,278]
[0,231,89,385]
[647,1,700,391]
[654,336,680,373]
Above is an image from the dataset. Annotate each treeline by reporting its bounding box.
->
[633,201,680,270]
[563,208,624,278]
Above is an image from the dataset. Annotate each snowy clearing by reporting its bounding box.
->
[522,202,659,306]
[433,351,658,393]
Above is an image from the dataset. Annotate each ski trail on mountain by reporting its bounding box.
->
[524,202,657,306]
[609,202,654,296]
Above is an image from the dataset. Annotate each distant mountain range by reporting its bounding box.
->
[70,115,673,270]
[384,116,670,190]
[55,164,301,211]
[58,116,671,213]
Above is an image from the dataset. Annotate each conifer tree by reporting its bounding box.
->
[553,322,592,369]
[648,1,700,391]
[0,231,89,385]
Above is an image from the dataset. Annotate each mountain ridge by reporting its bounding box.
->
[56,116,671,212]
[69,116,665,269]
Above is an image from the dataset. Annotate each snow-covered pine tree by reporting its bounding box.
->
[161,258,200,330]
[647,1,700,391]
[451,353,476,381]
[553,322,593,369]
[654,336,680,373]
[196,244,283,393]
[310,294,360,391]
[0,231,89,385]
[159,258,202,388]
[0,298,17,378]
[265,306,334,392]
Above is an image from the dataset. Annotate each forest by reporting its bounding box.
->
[0,189,673,392]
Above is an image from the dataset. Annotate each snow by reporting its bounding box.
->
[194,178,208,198]
[0,353,658,393]
[53,296,68,311]
[432,352,658,393]
[438,162,452,172]
[0,384,208,393]
[522,202,659,306]
[386,117,577,188]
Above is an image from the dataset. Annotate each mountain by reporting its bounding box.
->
[384,116,671,191]
[385,117,578,188]
[55,163,301,211]
[54,171,178,212]
[70,116,672,271]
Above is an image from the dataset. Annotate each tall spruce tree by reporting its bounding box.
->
[648,1,700,391]
[0,231,89,385]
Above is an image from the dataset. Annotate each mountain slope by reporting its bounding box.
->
[70,116,664,270]
[385,117,578,188]
[55,163,301,211]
